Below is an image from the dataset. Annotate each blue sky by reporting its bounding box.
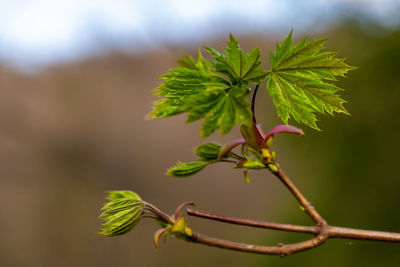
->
[0,0,399,69]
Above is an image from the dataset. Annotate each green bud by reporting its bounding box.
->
[167,161,208,177]
[268,164,278,173]
[195,142,221,161]
[243,159,265,169]
[99,191,145,237]
[261,148,271,162]
[172,218,192,239]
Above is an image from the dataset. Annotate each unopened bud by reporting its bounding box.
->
[268,164,278,173]
[261,148,271,162]
[243,159,265,169]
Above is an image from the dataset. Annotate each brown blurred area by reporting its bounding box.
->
[0,25,400,267]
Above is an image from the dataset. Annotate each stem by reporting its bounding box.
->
[186,223,400,256]
[229,151,245,161]
[178,167,400,255]
[187,208,400,243]
[219,159,240,163]
[273,168,324,224]
[144,163,400,255]
[144,204,174,225]
[251,84,259,124]
[187,208,318,234]
[328,226,400,242]
[189,232,327,256]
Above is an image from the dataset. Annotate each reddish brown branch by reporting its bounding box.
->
[328,226,400,242]
[190,231,328,256]
[187,208,318,234]
[187,208,400,243]
[178,167,400,255]
[273,168,324,224]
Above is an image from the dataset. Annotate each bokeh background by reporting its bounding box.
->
[1,0,399,266]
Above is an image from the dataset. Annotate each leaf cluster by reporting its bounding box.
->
[149,31,355,134]
[149,35,267,137]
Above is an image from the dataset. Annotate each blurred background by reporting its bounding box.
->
[0,0,399,266]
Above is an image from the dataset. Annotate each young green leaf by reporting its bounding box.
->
[195,142,221,161]
[149,35,266,137]
[186,84,252,137]
[176,53,197,70]
[149,51,252,137]
[204,34,268,84]
[267,31,356,129]
[167,161,208,177]
[176,50,209,72]
[149,65,225,119]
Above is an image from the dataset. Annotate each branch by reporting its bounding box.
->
[187,208,318,234]
[177,167,400,256]
[273,167,324,224]
[189,232,327,256]
[327,226,400,242]
[101,165,400,256]
[187,208,400,243]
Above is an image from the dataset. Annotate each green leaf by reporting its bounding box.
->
[176,53,197,70]
[195,142,221,161]
[267,31,356,129]
[99,191,145,237]
[149,35,263,137]
[167,161,208,177]
[149,66,225,118]
[150,55,250,137]
[149,48,224,119]
[176,50,210,72]
[204,34,268,83]
[187,84,252,137]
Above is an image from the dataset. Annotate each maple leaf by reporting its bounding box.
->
[149,36,260,137]
[204,34,268,84]
[266,31,356,129]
